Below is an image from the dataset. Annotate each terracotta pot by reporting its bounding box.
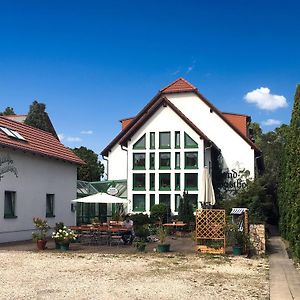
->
[36,240,47,250]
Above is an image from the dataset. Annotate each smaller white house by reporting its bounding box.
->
[0,116,84,243]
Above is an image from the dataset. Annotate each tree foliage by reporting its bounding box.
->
[278,85,300,258]
[0,107,16,116]
[178,195,194,224]
[71,146,104,181]
[24,101,57,137]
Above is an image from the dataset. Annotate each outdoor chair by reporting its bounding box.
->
[109,232,123,246]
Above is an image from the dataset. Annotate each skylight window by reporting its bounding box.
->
[0,126,26,141]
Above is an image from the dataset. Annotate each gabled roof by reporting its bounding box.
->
[160,77,197,93]
[101,77,261,156]
[3,114,59,140]
[0,116,84,165]
[119,97,211,146]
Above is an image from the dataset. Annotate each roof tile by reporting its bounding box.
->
[0,117,84,165]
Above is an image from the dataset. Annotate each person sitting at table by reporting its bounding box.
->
[122,214,134,245]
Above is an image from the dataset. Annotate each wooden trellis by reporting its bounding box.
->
[195,209,226,254]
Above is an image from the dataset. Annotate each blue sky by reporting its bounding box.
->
[0,0,299,153]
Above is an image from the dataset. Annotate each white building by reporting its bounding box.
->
[0,116,84,243]
[101,78,262,215]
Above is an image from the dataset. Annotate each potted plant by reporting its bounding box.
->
[32,217,50,250]
[52,226,77,251]
[52,222,65,249]
[230,225,245,255]
[133,238,147,252]
[156,226,170,253]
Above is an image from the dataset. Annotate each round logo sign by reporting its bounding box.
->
[107,187,119,196]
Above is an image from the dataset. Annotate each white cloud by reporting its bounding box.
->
[186,66,193,74]
[244,87,288,111]
[58,133,64,141]
[80,130,93,135]
[261,119,282,126]
[66,136,82,142]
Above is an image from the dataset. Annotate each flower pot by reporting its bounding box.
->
[157,243,170,253]
[55,241,61,249]
[60,242,70,251]
[36,240,47,250]
[233,245,242,255]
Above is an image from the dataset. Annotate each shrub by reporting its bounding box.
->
[131,213,150,226]
[150,204,170,223]
[178,197,194,224]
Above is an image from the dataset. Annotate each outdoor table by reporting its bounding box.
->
[163,223,187,228]
[163,223,187,235]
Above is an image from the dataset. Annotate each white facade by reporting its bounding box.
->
[167,93,255,177]
[104,79,259,215]
[0,148,77,243]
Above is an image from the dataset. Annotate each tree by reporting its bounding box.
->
[0,107,16,116]
[24,101,57,137]
[178,195,194,224]
[278,85,300,258]
[71,146,104,181]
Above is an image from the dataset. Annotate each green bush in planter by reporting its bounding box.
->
[150,204,171,224]
[131,213,150,226]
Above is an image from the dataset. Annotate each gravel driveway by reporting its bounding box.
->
[0,248,269,300]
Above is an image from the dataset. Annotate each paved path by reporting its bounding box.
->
[269,235,300,300]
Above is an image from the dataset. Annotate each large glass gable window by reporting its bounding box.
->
[159,194,171,211]
[175,131,180,148]
[159,132,171,149]
[185,173,198,190]
[184,133,198,148]
[133,153,145,169]
[133,134,146,149]
[185,152,198,169]
[150,194,155,210]
[150,153,155,169]
[159,173,171,190]
[133,194,145,212]
[175,194,181,212]
[159,152,171,169]
[150,173,155,190]
[133,174,146,190]
[175,173,180,190]
[150,132,155,149]
[185,194,198,211]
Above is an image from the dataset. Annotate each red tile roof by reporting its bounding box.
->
[0,117,84,165]
[222,112,250,137]
[160,77,197,93]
